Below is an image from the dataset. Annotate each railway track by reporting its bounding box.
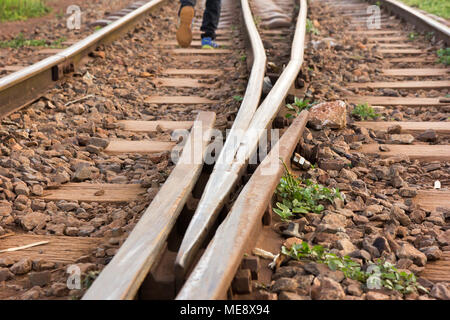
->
[329,0,449,288]
[0,0,246,300]
[0,0,448,302]
[173,0,450,301]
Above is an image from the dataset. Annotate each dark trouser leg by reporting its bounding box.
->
[201,0,221,39]
[179,0,196,14]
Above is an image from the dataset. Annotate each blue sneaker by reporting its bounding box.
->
[201,37,219,49]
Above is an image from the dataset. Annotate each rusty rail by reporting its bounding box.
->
[0,0,167,118]
[175,0,308,285]
[368,0,450,45]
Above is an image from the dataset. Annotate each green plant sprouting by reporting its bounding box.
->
[437,48,450,66]
[285,97,317,119]
[351,103,381,120]
[82,270,100,289]
[233,95,244,102]
[273,162,342,221]
[408,32,418,41]
[0,33,66,48]
[0,0,49,22]
[281,242,428,295]
[306,18,320,35]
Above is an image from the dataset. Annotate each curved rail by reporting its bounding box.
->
[176,0,307,299]
[83,0,267,300]
[174,0,267,284]
[175,0,307,282]
[370,0,450,45]
[0,0,166,118]
[176,111,309,300]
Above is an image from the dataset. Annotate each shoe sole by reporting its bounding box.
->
[176,6,194,48]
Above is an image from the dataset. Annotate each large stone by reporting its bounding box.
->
[28,271,51,287]
[272,277,298,293]
[364,204,384,217]
[416,129,437,142]
[89,137,109,148]
[278,291,311,300]
[272,266,304,280]
[20,212,49,231]
[389,134,414,144]
[0,267,14,281]
[261,17,291,29]
[0,204,12,216]
[0,257,14,267]
[319,159,347,171]
[73,166,94,182]
[430,283,450,300]
[308,100,347,129]
[399,187,417,198]
[304,263,345,283]
[21,286,44,300]
[336,238,357,256]
[390,205,411,226]
[396,243,427,267]
[366,291,390,300]
[51,282,69,297]
[372,237,391,254]
[313,277,346,300]
[294,274,315,293]
[340,168,357,181]
[14,182,30,196]
[10,258,32,275]
[420,246,442,261]
[319,213,347,233]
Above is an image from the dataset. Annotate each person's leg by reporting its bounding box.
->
[177,0,196,48]
[200,0,221,40]
[179,0,196,12]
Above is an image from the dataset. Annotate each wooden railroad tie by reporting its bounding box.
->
[347,80,450,90]
[0,234,102,264]
[345,96,450,107]
[381,68,449,77]
[355,121,450,135]
[354,144,450,161]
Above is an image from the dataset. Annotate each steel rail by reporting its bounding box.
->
[173,0,267,283]
[176,110,309,300]
[82,112,216,300]
[175,0,307,283]
[0,0,166,118]
[82,0,266,300]
[367,0,450,45]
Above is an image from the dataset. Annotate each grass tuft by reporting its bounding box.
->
[399,0,449,19]
[273,162,342,221]
[351,103,380,121]
[0,33,66,48]
[0,0,49,22]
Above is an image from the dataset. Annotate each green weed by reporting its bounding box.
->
[285,97,317,119]
[351,103,380,120]
[399,0,449,19]
[82,271,100,289]
[233,95,243,102]
[408,32,418,41]
[306,18,320,35]
[282,242,429,295]
[273,162,341,221]
[0,33,66,48]
[0,0,49,22]
[437,48,450,66]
